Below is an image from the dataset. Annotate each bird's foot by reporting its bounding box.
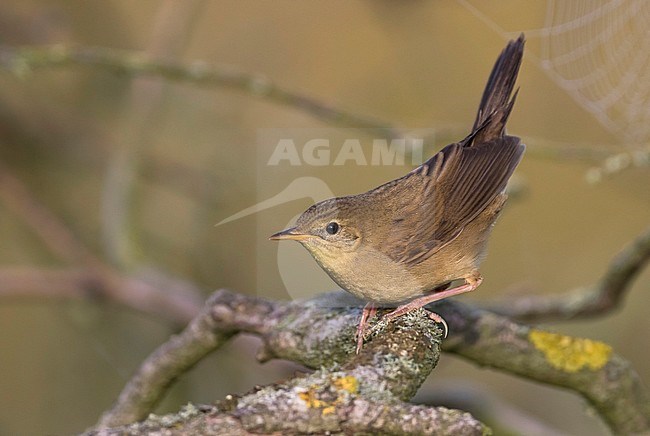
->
[378,275,483,339]
[378,306,448,338]
[355,303,377,354]
[426,311,448,338]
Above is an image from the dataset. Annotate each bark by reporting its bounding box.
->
[94,290,649,435]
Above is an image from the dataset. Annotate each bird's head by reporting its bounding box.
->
[269,197,363,260]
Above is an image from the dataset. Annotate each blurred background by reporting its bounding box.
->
[0,1,648,434]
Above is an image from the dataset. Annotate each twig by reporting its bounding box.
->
[585,146,650,184]
[0,44,400,138]
[0,266,201,325]
[0,162,93,263]
[488,226,650,322]
[1,44,638,165]
[0,163,203,323]
[0,267,92,299]
[102,0,206,267]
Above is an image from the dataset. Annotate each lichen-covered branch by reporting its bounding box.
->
[96,290,450,429]
[95,290,489,434]
[91,396,486,435]
[95,289,649,435]
[95,291,237,429]
[488,226,650,322]
[437,300,650,434]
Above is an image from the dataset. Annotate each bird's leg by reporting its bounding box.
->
[382,274,483,337]
[356,302,377,354]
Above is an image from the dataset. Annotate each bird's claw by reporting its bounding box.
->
[426,311,448,338]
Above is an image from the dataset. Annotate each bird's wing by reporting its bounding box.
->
[381,35,526,267]
[383,135,524,266]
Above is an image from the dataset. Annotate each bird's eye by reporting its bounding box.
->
[326,222,340,235]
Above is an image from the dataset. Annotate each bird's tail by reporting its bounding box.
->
[470,34,525,144]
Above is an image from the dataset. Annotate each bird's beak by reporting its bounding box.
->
[269,227,310,241]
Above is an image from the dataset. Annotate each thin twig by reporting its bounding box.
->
[488,226,650,322]
[0,44,401,138]
[0,163,203,323]
[0,162,93,263]
[102,0,207,267]
[0,267,92,299]
[0,44,637,164]
[0,266,202,325]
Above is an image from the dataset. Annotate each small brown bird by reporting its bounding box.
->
[271,35,526,353]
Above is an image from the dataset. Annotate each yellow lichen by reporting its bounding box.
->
[529,329,612,373]
[332,375,358,394]
[298,388,327,409]
[297,375,359,415]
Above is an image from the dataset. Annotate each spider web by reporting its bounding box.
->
[459,0,650,147]
[540,0,650,145]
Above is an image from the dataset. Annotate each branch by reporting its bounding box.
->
[0,162,203,324]
[218,392,483,435]
[1,44,634,164]
[585,146,650,184]
[96,290,448,429]
[0,44,400,138]
[0,162,93,263]
[437,300,650,435]
[95,290,488,434]
[95,290,649,434]
[90,398,485,435]
[101,0,206,267]
[488,226,650,322]
[0,266,201,325]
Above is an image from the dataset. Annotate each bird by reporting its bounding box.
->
[270,35,526,353]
